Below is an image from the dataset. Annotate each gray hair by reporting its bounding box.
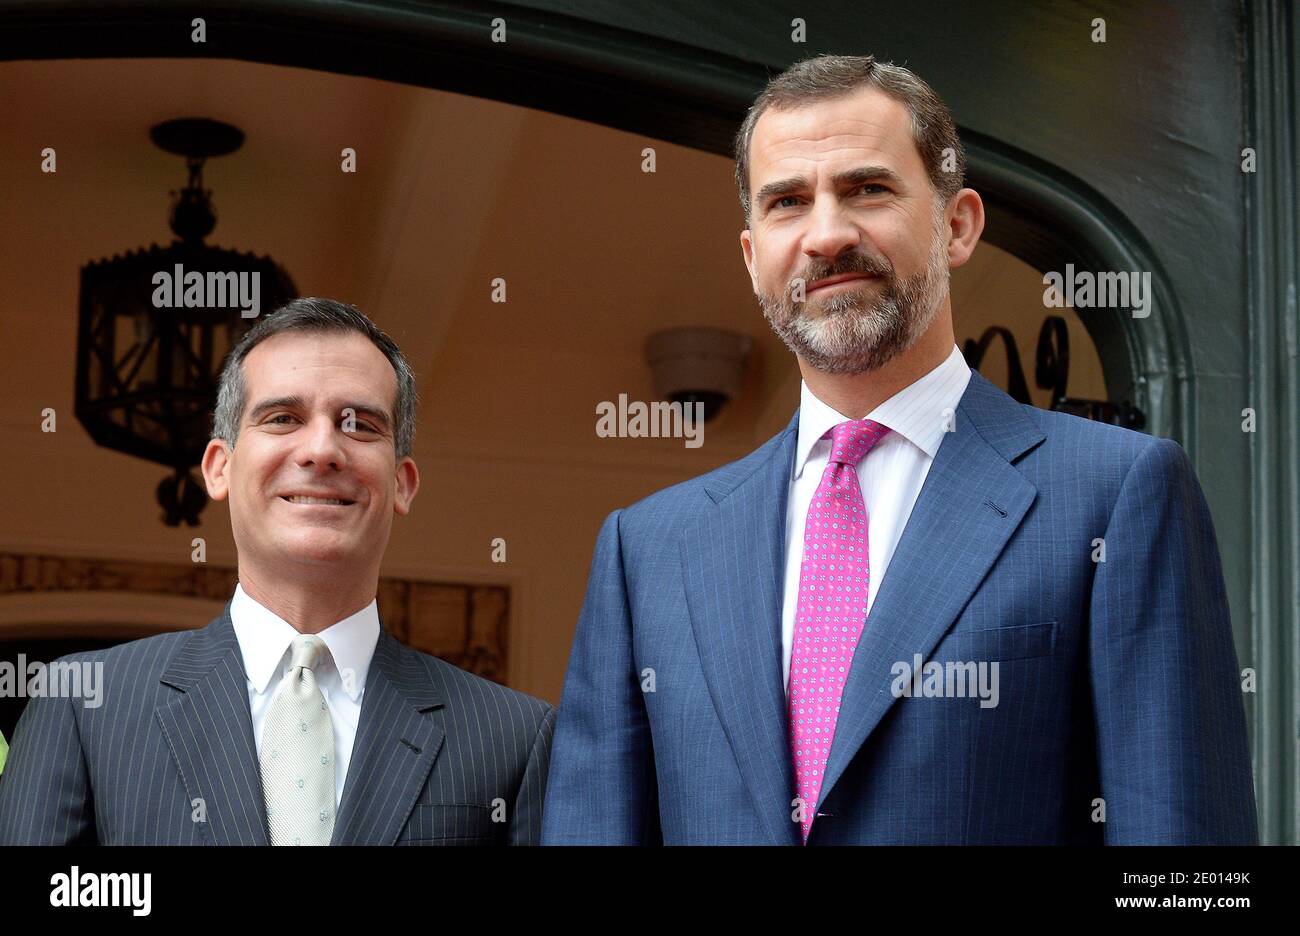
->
[212,297,418,459]
[734,54,966,225]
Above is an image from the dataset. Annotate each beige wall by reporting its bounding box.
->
[0,58,1104,703]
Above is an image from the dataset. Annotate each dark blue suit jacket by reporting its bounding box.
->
[542,370,1258,844]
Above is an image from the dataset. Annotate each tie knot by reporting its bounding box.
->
[827,418,890,467]
[289,635,328,672]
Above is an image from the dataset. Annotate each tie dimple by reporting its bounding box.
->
[788,418,890,843]
[829,419,891,467]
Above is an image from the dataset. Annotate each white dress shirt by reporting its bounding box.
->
[781,343,972,692]
[229,583,381,809]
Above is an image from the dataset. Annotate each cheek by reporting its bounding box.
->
[880,215,934,267]
[755,236,799,285]
[358,461,396,507]
[235,443,279,485]
[231,448,286,521]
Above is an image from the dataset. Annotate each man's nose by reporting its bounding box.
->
[296,415,347,470]
[801,199,862,260]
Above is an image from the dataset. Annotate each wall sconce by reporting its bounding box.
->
[645,327,752,422]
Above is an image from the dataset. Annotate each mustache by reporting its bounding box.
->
[792,251,893,297]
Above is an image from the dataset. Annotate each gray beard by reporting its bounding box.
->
[758,233,950,376]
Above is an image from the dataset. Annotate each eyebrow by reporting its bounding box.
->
[754,165,906,210]
[247,395,393,432]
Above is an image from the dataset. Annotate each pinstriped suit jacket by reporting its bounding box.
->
[0,604,554,845]
[542,370,1258,844]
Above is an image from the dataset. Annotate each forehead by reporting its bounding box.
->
[242,330,396,405]
[749,85,925,188]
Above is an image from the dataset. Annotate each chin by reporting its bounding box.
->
[277,532,357,567]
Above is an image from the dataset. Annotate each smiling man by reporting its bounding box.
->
[0,298,554,845]
[542,55,1257,844]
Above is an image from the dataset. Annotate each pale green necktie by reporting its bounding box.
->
[260,635,336,846]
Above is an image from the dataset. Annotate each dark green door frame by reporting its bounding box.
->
[1243,0,1298,847]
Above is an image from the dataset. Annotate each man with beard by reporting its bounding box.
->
[541,54,1256,845]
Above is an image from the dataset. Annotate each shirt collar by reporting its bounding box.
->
[229,582,380,702]
[794,343,972,479]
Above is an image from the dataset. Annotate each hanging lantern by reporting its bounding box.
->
[75,118,297,526]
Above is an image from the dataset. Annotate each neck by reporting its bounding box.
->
[238,564,377,634]
[799,308,956,419]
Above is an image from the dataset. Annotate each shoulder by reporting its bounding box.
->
[15,627,201,741]
[1010,402,1200,517]
[45,627,195,684]
[1018,401,1179,469]
[406,649,553,732]
[959,369,1169,477]
[615,421,796,533]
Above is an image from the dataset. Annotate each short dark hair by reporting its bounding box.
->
[212,297,418,458]
[734,54,966,225]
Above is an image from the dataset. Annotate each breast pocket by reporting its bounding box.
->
[397,804,501,846]
[937,620,1057,662]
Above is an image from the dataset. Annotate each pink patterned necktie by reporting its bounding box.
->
[789,417,891,843]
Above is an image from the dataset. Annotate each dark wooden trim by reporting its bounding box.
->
[0,551,511,683]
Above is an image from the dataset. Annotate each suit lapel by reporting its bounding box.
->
[682,413,801,846]
[331,629,444,845]
[156,606,270,845]
[816,370,1047,812]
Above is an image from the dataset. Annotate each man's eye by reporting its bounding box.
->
[856,183,888,195]
[268,414,297,425]
[774,196,800,208]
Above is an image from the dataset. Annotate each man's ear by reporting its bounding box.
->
[201,438,232,502]
[393,456,420,517]
[740,227,760,294]
[946,188,986,270]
